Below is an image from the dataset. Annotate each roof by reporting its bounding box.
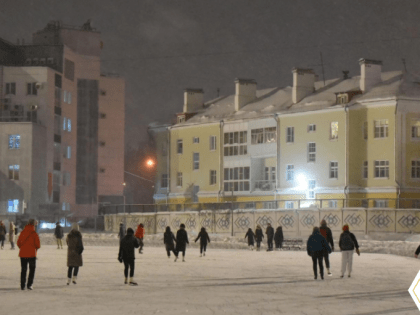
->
[175,70,420,126]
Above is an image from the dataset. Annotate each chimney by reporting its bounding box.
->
[234,78,257,111]
[359,59,382,92]
[183,89,204,113]
[292,68,315,103]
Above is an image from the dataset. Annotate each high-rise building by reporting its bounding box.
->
[0,20,125,217]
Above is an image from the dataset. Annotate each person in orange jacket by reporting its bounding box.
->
[17,219,40,290]
[134,223,145,254]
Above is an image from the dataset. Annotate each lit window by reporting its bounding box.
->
[328,200,338,208]
[9,135,21,149]
[193,153,199,170]
[264,127,276,143]
[161,174,168,188]
[251,128,264,144]
[177,139,183,154]
[8,165,19,180]
[412,119,420,139]
[330,122,338,140]
[329,162,338,179]
[210,136,216,151]
[363,161,368,179]
[286,127,294,143]
[63,117,67,131]
[66,146,71,159]
[285,201,294,209]
[307,124,316,132]
[308,143,316,162]
[411,161,420,179]
[286,165,294,181]
[374,119,388,138]
[7,199,19,213]
[177,172,183,187]
[374,160,389,178]
[308,180,316,199]
[210,170,217,185]
[67,119,71,132]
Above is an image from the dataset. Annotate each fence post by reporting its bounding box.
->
[231,203,234,237]
[365,209,368,235]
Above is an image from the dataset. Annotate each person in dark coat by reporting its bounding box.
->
[0,221,7,249]
[118,222,125,243]
[266,223,274,251]
[307,226,331,280]
[339,224,360,278]
[54,222,64,249]
[319,220,334,275]
[66,223,84,285]
[118,228,140,285]
[175,224,189,262]
[274,226,284,250]
[163,226,176,258]
[195,227,211,257]
[255,225,264,251]
[245,228,255,250]
[415,245,420,258]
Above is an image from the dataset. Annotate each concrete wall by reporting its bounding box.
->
[105,208,420,236]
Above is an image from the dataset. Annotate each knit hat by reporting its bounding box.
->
[320,219,327,226]
[126,228,134,235]
[342,224,349,231]
[180,223,185,228]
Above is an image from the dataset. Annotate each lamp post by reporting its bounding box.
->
[122,182,127,230]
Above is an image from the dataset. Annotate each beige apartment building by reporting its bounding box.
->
[0,21,125,217]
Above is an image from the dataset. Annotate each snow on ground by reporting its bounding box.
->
[0,244,419,315]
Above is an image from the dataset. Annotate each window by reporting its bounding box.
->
[210,170,217,185]
[27,83,37,95]
[308,143,316,162]
[8,135,20,149]
[264,127,276,143]
[285,201,294,209]
[374,119,389,138]
[264,167,276,181]
[64,59,75,81]
[223,167,250,191]
[223,131,247,156]
[63,90,67,103]
[308,124,316,132]
[66,146,71,159]
[329,162,338,179]
[67,119,71,132]
[47,57,55,65]
[193,153,199,170]
[330,122,338,140]
[177,172,183,187]
[8,165,19,180]
[63,117,67,131]
[245,202,255,209]
[308,180,316,199]
[328,200,338,208]
[374,160,389,178]
[177,139,183,154]
[40,58,46,65]
[5,82,16,95]
[161,174,168,188]
[363,161,368,179]
[68,92,72,104]
[411,119,420,139]
[251,128,264,144]
[374,200,388,208]
[286,127,294,143]
[193,137,199,144]
[177,116,185,124]
[286,165,294,181]
[363,121,368,140]
[264,201,276,209]
[413,200,420,209]
[412,161,420,179]
[8,199,19,213]
[337,94,348,104]
[210,136,216,151]
[100,113,106,119]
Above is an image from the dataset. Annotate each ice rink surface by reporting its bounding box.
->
[1,245,419,315]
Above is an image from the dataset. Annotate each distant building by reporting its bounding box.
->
[0,20,125,217]
[150,59,420,209]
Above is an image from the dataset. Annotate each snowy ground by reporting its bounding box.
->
[1,244,419,315]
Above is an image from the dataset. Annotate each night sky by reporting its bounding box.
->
[1,0,419,202]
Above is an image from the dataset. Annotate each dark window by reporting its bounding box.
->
[55,74,62,88]
[64,59,75,81]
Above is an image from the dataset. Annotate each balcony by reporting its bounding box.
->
[254,180,276,191]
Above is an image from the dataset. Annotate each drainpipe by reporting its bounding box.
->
[274,113,280,202]
[395,100,400,208]
[219,120,224,203]
[166,126,171,206]
[344,103,349,208]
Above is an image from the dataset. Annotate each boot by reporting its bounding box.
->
[203,252,205,256]
[129,277,138,286]
[67,278,71,285]
[124,278,128,284]
[182,258,185,262]
[72,276,77,284]
[174,256,178,262]
[327,268,332,276]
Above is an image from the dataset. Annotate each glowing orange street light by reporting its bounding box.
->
[146,159,154,167]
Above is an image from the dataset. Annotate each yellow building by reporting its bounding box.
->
[150,59,420,209]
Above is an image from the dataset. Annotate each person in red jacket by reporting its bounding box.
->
[134,223,145,254]
[17,219,40,290]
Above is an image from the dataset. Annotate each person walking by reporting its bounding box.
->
[307,226,331,280]
[163,226,177,258]
[66,223,84,285]
[54,222,64,249]
[118,222,125,243]
[195,227,211,257]
[339,224,360,278]
[245,228,255,250]
[118,228,139,285]
[17,219,40,290]
[274,226,284,250]
[0,221,6,249]
[319,219,334,276]
[135,223,145,254]
[174,224,189,262]
[266,223,274,251]
[9,221,15,250]
[255,225,264,251]
[415,245,420,258]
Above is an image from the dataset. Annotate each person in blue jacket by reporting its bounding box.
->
[307,226,331,280]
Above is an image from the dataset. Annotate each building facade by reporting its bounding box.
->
[0,20,125,217]
[150,59,420,209]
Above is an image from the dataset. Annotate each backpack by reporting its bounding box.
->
[341,232,354,251]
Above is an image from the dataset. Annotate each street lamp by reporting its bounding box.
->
[122,182,126,229]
